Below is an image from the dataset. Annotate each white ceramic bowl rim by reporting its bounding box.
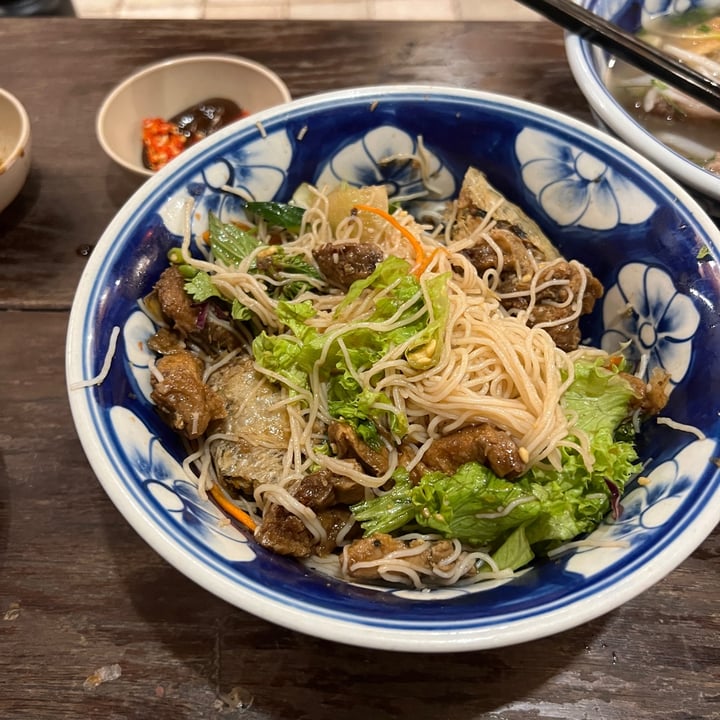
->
[95,53,291,177]
[69,84,720,652]
[565,4,720,202]
[0,87,30,173]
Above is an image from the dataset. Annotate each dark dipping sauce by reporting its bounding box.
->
[173,97,245,142]
[141,97,247,171]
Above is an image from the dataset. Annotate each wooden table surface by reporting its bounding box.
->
[0,18,717,720]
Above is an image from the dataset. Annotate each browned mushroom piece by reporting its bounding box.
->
[255,469,365,558]
[421,423,527,479]
[312,242,385,291]
[342,533,476,583]
[150,350,226,440]
[151,265,241,353]
[453,167,604,352]
[328,421,390,477]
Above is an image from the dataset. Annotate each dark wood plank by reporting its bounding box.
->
[0,18,586,311]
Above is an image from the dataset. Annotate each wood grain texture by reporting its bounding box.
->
[0,18,718,720]
[0,18,584,311]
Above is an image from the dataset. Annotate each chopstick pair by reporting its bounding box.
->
[515,0,720,113]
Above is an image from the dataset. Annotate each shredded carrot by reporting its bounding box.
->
[412,247,444,277]
[353,204,428,275]
[209,484,257,532]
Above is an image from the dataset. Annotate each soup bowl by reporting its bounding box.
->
[0,87,31,214]
[565,0,720,213]
[66,85,720,652]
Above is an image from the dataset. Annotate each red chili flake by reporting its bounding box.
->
[142,118,187,171]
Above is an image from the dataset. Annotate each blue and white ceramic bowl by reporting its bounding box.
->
[565,0,720,212]
[66,85,720,652]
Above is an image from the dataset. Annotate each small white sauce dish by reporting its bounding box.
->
[96,53,291,178]
[0,87,31,214]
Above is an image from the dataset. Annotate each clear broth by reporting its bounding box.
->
[604,7,720,172]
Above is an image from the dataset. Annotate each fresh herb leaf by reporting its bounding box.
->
[208,212,260,267]
[184,271,224,302]
[245,201,306,233]
[256,247,323,300]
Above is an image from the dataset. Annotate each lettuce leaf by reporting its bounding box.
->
[252,301,318,391]
[531,357,640,498]
[351,357,642,571]
[253,257,449,442]
[350,470,417,534]
[337,255,416,312]
[405,271,451,369]
[490,525,535,573]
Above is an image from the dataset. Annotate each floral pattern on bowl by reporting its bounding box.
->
[110,403,257,564]
[641,0,700,20]
[564,437,715,577]
[315,125,457,210]
[602,262,700,387]
[158,128,294,238]
[515,128,656,230]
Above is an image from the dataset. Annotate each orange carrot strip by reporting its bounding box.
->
[413,247,444,277]
[353,204,427,267]
[604,354,625,371]
[209,484,257,532]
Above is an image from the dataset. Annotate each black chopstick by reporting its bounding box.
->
[515,0,720,113]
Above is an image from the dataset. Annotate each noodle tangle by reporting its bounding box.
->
[145,166,649,590]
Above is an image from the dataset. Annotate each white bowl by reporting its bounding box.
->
[565,0,720,212]
[68,85,720,652]
[96,53,291,178]
[0,87,31,213]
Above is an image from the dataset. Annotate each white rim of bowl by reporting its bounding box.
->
[565,31,720,202]
[0,87,30,173]
[95,53,292,178]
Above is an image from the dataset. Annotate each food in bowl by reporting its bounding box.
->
[605,6,720,173]
[68,86,720,651]
[143,165,670,590]
[565,0,720,207]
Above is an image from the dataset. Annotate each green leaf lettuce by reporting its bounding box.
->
[351,357,642,571]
